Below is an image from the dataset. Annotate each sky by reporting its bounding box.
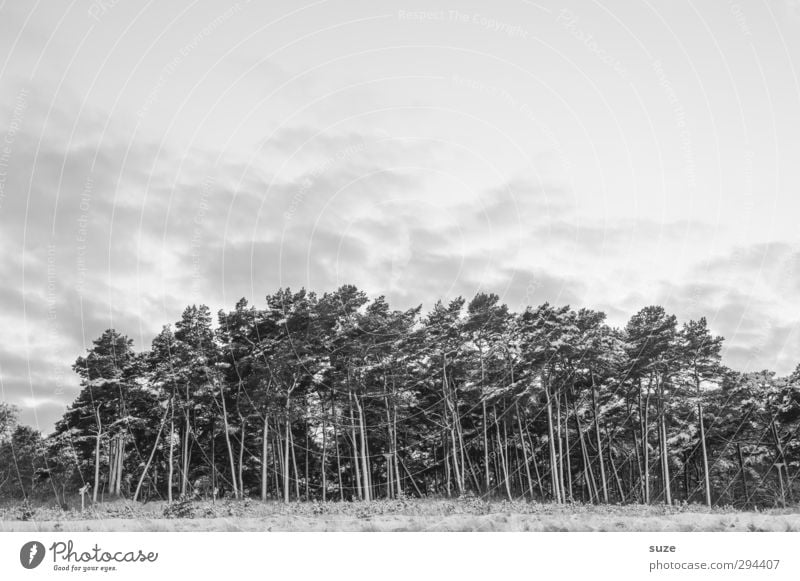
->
[0,0,799,433]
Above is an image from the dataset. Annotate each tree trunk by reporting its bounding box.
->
[220,384,239,500]
[210,414,216,502]
[556,391,567,501]
[495,408,512,500]
[605,425,625,502]
[333,401,343,501]
[442,360,463,495]
[574,400,598,503]
[524,424,545,498]
[168,401,175,504]
[641,381,651,504]
[283,411,291,503]
[544,372,561,503]
[182,384,190,497]
[770,419,787,507]
[393,405,402,497]
[261,414,269,501]
[349,395,362,500]
[737,442,748,506]
[516,405,534,500]
[354,394,371,501]
[304,428,309,501]
[93,407,102,504]
[591,375,609,503]
[696,413,710,506]
[116,435,124,496]
[562,391,573,502]
[109,438,117,495]
[134,400,170,502]
[321,409,328,502]
[483,399,490,493]
[238,417,246,498]
[659,381,672,506]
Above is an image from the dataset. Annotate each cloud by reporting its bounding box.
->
[1,81,799,434]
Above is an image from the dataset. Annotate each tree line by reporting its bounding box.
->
[1,285,799,508]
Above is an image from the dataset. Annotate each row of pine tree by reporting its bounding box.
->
[1,285,799,507]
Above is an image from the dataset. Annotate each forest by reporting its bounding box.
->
[1,285,799,509]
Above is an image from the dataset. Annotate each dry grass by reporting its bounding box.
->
[1,498,799,532]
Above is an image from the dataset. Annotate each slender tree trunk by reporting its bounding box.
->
[93,407,102,504]
[574,400,598,503]
[238,417,246,498]
[444,432,452,496]
[333,401,343,501]
[354,394,371,501]
[483,399,490,494]
[210,415,216,502]
[349,396,362,500]
[134,400,170,502]
[516,405,535,500]
[261,414,269,501]
[544,372,561,503]
[393,405,402,496]
[283,396,292,503]
[182,384,190,497]
[109,438,117,495]
[737,443,748,507]
[290,423,300,500]
[321,410,328,502]
[605,426,625,502]
[524,424,545,498]
[633,429,643,502]
[495,408,512,500]
[659,381,672,506]
[116,435,124,496]
[398,455,423,497]
[275,429,284,499]
[220,384,239,500]
[304,428,309,501]
[442,360,463,495]
[591,375,609,503]
[641,381,651,504]
[556,391,567,501]
[168,401,175,504]
[770,419,787,507]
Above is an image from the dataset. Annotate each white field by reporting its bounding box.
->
[2,499,799,532]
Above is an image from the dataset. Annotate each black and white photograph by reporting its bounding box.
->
[1,0,799,578]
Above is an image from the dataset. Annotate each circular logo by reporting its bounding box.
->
[20,541,46,569]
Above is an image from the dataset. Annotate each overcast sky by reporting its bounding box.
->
[1,0,799,432]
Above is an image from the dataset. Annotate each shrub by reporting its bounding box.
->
[163,497,195,519]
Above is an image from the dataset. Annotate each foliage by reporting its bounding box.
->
[3,286,800,510]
